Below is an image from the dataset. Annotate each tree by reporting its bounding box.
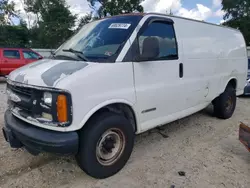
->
[0,0,18,25]
[222,0,250,45]
[0,0,28,47]
[24,0,76,48]
[76,14,92,31]
[88,0,144,18]
[0,24,29,47]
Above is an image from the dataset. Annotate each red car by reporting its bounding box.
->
[0,48,43,76]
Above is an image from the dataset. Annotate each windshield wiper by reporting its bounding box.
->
[62,48,89,62]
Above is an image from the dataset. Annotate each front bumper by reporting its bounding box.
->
[2,110,79,155]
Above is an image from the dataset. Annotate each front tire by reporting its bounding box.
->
[76,112,135,179]
[213,84,236,119]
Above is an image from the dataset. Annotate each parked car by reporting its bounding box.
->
[243,59,250,95]
[0,48,43,76]
[2,13,248,179]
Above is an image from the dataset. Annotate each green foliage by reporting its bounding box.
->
[1,0,144,48]
[0,0,18,25]
[0,1,27,47]
[24,0,76,48]
[23,0,43,14]
[76,14,92,31]
[0,25,29,47]
[88,0,144,18]
[222,0,250,45]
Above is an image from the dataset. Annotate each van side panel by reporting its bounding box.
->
[65,16,247,133]
[171,16,247,103]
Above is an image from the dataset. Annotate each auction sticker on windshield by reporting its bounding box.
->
[108,23,131,29]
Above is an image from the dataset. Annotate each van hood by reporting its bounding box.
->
[8,59,89,88]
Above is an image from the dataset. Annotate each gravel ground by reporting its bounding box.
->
[0,77,250,188]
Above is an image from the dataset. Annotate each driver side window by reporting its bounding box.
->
[138,21,178,61]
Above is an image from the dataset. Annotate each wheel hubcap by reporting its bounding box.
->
[96,128,125,166]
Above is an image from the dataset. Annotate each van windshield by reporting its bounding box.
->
[54,15,142,62]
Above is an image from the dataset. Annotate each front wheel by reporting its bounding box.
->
[76,112,135,179]
[213,84,236,119]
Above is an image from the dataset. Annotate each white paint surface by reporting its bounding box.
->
[7,14,248,133]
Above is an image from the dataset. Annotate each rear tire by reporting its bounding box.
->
[76,112,135,179]
[213,84,236,119]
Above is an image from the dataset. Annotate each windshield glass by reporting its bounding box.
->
[54,15,142,62]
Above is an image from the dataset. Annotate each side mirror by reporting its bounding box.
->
[38,56,43,60]
[136,37,159,62]
[135,53,157,62]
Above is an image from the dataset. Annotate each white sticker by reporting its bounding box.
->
[109,23,131,29]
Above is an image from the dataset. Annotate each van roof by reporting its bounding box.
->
[110,12,239,32]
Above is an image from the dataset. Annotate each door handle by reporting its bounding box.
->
[179,63,183,78]
[4,60,8,63]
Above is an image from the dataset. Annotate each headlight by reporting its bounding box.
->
[41,91,71,126]
[43,92,52,106]
[41,112,53,121]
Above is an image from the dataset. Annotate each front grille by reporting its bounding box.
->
[7,83,32,97]
[7,83,34,117]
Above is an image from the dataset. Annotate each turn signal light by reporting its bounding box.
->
[57,95,68,122]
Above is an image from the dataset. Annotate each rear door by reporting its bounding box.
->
[1,49,24,75]
[22,50,41,64]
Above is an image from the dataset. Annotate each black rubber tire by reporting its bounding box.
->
[76,112,135,179]
[213,84,236,119]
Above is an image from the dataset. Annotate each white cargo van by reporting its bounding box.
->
[2,13,248,179]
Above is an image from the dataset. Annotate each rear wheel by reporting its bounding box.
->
[76,112,135,179]
[213,84,236,119]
